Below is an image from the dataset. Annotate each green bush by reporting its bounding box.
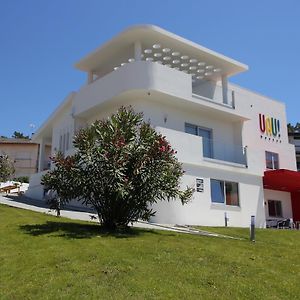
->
[12,176,29,183]
[42,107,193,229]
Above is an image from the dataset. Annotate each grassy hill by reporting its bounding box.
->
[0,204,299,299]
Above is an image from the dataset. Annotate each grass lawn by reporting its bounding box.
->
[0,204,299,300]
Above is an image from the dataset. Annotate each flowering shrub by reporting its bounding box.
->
[42,107,193,230]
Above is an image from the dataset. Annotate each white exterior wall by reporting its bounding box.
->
[233,84,297,173]
[26,171,48,200]
[151,166,264,227]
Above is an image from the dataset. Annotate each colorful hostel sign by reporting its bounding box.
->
[259,114,281,141]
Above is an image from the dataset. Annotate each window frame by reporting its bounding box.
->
[210,179,240,207]
[267,200,283,218]
[265,151,279,170]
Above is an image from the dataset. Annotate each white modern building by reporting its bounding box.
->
[26,25,300,227]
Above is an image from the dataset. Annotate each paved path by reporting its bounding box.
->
[0,193,241,239]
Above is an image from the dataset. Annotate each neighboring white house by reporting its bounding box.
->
[26,25,300,227]
[288,131,300,171]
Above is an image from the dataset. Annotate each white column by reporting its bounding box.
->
[134,41,142,61]
[87,71,94,84]
[221,76,228,105]
[38,138,45,172]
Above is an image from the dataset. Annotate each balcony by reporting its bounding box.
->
[156,127,247,168]
[201,137,247,166]
[74,61,247,122]
[192,82,235,109]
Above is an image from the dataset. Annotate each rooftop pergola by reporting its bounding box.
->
[75,25,248,83]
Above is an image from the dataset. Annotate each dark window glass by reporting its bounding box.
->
[225,181,239,206]
[211,179,225,203]
[185,123,198,135]
[268,200,282,217]
[265,151,279,169]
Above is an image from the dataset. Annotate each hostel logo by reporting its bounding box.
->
[259,114,281,142]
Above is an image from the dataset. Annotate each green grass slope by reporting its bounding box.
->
[0,204,299,299]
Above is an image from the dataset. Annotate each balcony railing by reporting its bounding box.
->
[192,83,235,108]
[202,137,247,166]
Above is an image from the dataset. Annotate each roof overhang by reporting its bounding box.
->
[32,92,75,142]
[263,169,300,193]
[75,24,248,78]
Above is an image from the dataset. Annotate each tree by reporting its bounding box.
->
[287,123,295,133]
[0,154,15,182]
[287,122,300,133]
[42,107,193,230]
[12,131,29,139]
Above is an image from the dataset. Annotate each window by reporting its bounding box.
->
[210,179,239,206]
[185,123,213,158]
[265,151,279,169]
[268,200,282,217]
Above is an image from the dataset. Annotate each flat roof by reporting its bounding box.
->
[0,138,37,145]
[75,24,248,78]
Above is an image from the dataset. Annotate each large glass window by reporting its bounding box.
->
[211,179,239,206]
[268,200,282,217]
[265,151,279,169]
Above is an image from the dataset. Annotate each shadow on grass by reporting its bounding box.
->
[19,221,168,239]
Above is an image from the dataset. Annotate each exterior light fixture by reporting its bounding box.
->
[144,49,152,54]
[181,55,189,60]
[162,48,171,53]
[153,44,161,49]
[172,52,180,56]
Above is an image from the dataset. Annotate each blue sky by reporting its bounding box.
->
[0,0,299,137]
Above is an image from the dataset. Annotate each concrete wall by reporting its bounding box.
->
[0,143,39,177]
